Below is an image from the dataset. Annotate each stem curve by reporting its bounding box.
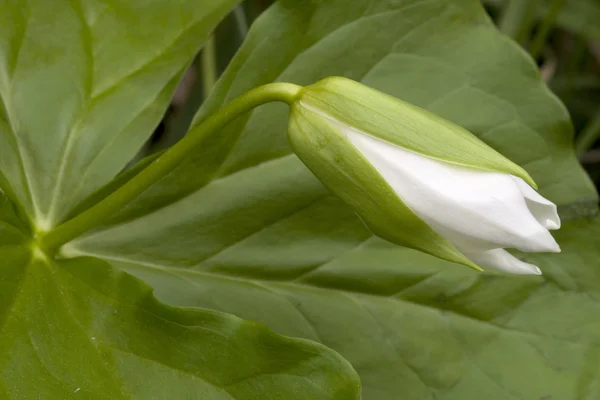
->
[40,82,303,254]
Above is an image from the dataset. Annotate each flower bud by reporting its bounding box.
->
[287,77,560,274]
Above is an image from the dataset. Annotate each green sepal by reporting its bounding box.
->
[300,77,537,189]
[288,103,482,271]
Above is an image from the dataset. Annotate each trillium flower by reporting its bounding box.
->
[287,77,560,274]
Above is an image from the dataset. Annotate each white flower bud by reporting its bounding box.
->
[287,77,560,274]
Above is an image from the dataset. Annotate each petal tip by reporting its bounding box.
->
[545,218,561,230]
[549,242,561,253]
[513,262,542,275]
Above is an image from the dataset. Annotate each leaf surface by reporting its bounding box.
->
[0,212,360,399]
[106,218,600,400]
[0,0,240,228]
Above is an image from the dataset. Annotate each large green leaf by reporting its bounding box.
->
[63,0,599,398]
[95,218,600,400]
[0,212,359,399]
[0,0,239,229]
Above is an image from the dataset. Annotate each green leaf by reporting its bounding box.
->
[103,218,600,400]
[63,0,600,398]
[0,215,360,399]
[0,0,239,229]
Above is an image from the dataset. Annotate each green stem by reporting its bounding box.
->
[528,0,565,60]
[575,107,600,158]
[498,0,538,42]
[201,35,218,99]
[40,82,303,254]
[232,5,249,39]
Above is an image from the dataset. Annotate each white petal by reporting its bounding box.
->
[462,248,542,275]
[344,128,560,253]
[511,176,561,230]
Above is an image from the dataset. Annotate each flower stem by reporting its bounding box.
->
[232,5,249,39]
[40,82,303,254]
[201,35,218,99]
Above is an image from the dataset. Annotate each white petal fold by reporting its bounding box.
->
[461,249,542,275]
[343,126,561,272]
[511,176,561,230]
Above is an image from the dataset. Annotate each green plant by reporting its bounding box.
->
[1,0,599,399]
